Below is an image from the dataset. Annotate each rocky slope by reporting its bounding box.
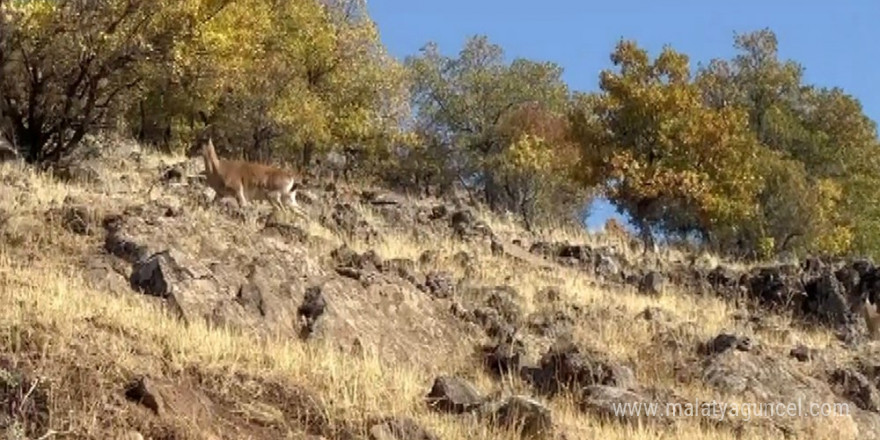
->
[2,135,880,439]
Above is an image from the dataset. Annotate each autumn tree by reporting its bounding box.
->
[129,0,409,173]
[0,0,225,164]
[571,40,764,252]
[695,29,880,258]
[405,35,589,228]
[491,101,586,229]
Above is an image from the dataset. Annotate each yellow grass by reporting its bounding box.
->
[0,141,859,439]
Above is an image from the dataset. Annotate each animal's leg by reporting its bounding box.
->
[236,186,249,208]
[292,190,307,214]
[270,191,286,212]
[286,189,307,218]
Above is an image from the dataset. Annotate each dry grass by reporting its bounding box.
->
[0,142,859,439]
[1,255,817,440]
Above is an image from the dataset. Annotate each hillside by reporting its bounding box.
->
[0,135,879,440]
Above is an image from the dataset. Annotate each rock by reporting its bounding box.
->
[368,417,439,440]
[127,249,225,325]
[748,266,808,308]
[82,255,132,293]
[580,385,661,426]
[425,376,484,414]
[129,249,208,299]
[707,265,745,297]
[702,349,832,407]
[262,218,309,243]
[790,344,815,362]
[47,196,100,235]
[701,333,754,355]
[91,186,475,370]
[524,342,635,397]
[482,395,553,439]
[123,376,215,423]
[481,286,522,324]
[331,246,386,284]
[697,349,876,437]
[859,268,880,305]
[103,216,152,263]
[124,377,164,415]
[828,369,880,412]
[450,210,475,239]
[424,272,455,299]
[129,252,176,299]
[638,271,665,296]
[803,272,852,327]
[235,263,278,317]
[527,309,576,339]
[331,245,381,271]
[450,209,494,242]
[482,339,526,377]
[470,307,514,340]
[428,205,448,221]
[464,285,524,337]
[298,285,327,336]
[836,266,861,295]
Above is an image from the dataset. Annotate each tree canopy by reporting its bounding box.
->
[566,30,880,259]
[404,36,590,228]
[0,0,408,169]
[2,3,879,261]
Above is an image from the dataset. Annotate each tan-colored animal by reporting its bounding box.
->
[199,137,304,215]
[859,297,880,340]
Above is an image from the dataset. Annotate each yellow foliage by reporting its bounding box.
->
[130,0,409,161]
[574,40,765,238]
[811,179,854,255]
[757,236,776,260]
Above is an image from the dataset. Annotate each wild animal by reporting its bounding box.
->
[198,137,305,216]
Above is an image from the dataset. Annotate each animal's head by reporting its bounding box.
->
[186,110,216,158]
[186,132,215,158]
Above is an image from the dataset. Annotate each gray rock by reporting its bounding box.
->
[425,376,484,414]
[481,395,553,439]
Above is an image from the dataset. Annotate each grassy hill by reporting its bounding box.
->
[0,134,877,440]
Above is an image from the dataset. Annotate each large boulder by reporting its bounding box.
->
[522,342,636,397]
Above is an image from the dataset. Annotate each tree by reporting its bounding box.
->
[405,35,586,228]
[492,101,586,229]
[571,40,764,252]
[0,0,220,163]
[128,0,410,173]
[695,29,880,258]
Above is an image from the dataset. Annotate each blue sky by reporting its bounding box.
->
[365,0,880,232]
